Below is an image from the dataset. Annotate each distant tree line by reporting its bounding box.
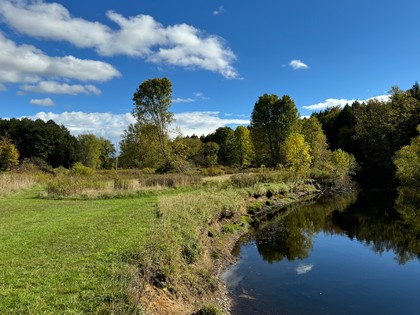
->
[0,118,115,171]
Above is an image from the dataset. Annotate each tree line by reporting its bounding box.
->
[1,78,419,189]
[0,118,115,171]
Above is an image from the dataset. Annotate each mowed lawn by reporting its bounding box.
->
[0,188,156,314]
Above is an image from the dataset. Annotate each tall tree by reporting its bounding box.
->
[234,126,254,168]
[301,117,328,168]
[250,94,299,167]
[283,133,312,184]
[132,78,174,167]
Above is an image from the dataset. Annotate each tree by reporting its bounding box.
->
[0,118,77,168]
[77,134,102,169]
[0,136,19,171]
[98,138,116,170]
[283,133,312,184]
[328,149,357,187]
[354,86,420,173]
[119,123,166,169]
[250,94,299,167]
[394,125,420,187]
[203,142,219,167]
[203,127,238,166]
[301,117,328,168]
[234,126,254,168]
[132,78,174,167]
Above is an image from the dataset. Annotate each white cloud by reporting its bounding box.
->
[28,111,249,144]
[21,81,101,95]
[296,263,313,275]
[0,0,239,79]
[289,59,309,70]
[213,5,225,15]
[30,112,136,145]
[194,92,203,97]
[0,83,6,91]
[303,94,390,111]
[30,97,55,106]
[0,32,120,84]
[173,97,195,104]
[174,111,249,136]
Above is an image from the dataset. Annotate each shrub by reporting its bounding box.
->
[70,162,93,176]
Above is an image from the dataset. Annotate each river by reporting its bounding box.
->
[222,187,420,315]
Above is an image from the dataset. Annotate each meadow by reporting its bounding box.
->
[0,168,311,314]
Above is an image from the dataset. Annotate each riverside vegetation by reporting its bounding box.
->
[1,79,419,314]
[0,165,333,314]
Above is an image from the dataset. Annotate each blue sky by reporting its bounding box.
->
[0,0,419,143]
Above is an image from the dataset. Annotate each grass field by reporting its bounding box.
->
[0,187,157,314]
[0,170,302,314]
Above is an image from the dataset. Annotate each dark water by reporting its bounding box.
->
[222,188,420,315]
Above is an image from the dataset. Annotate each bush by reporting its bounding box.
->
[70,162,93,176]
[230,173,258,187]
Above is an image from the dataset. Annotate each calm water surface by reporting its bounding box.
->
[223,188,420,315]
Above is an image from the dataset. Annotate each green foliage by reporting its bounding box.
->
[251,94,300,167]
[283,133,312,184]
[70,162,94,176]
[119,123,166,169]
[0,118,78,168]
[203,127,239,166]
[203,142,219,167]
[301,117,328,167]
[394,125,420,187]
[77,134,102,169]
[0,136,19,171]
[132,77,174,165]
[234,126,254,167]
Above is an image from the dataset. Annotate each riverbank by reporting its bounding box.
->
[138,180,323,314]
[0,170,351,314]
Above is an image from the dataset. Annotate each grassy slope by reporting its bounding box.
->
[0,187,156,314]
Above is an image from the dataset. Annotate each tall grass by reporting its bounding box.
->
[0,173,36,196]
[42,172,202,199]
[137,186,250,313]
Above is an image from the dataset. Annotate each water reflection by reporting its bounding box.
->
[225,187,420,315]
[244,188,419,265]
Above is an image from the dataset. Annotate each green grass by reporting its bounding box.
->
[0,187,156,314]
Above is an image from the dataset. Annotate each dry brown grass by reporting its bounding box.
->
[0,173,36,196]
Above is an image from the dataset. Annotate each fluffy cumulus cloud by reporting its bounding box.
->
[289,59,309,70]
[30,97,55,106]
[303,94,390,111]
[28,111,249,144]
[21,81,101,95]
[0,32,120,84]
[0,0,239,79]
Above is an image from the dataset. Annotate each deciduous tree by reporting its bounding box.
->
[0,136,19,171]
[250,94,299,167]
[132,78,174,167]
